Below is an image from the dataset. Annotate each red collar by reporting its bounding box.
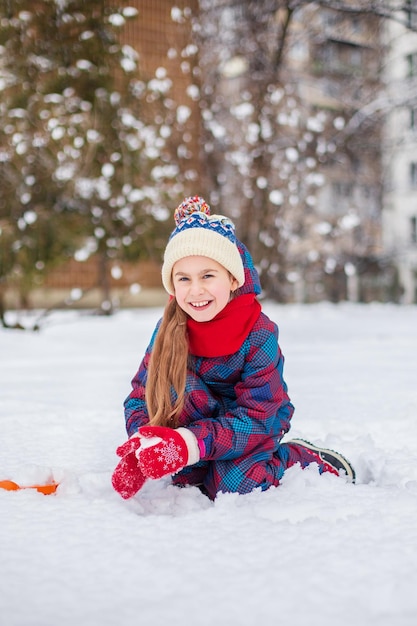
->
[186,294,261,357]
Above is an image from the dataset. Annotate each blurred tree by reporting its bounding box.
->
[0,0,185,321]
[194,0,415,301]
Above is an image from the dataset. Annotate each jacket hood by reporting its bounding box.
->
[235,240,262,297]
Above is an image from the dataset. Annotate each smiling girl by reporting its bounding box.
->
[112,196,355,500]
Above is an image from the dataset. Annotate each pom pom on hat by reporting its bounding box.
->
[174,196,211,224]
[161,195,245,295]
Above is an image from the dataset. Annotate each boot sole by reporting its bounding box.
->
[286,438,356,482]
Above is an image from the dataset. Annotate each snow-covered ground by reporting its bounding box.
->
[1,302,417,626]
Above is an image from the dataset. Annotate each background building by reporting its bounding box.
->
[382,1,417,303]
[287,5,386,302]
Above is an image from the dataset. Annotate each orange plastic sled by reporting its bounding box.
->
[0,480,58,495]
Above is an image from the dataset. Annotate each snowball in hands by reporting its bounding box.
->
[137,426,200,480]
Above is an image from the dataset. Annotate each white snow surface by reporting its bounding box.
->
[1,302,417,626]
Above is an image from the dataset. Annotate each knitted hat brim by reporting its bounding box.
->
[161,228,245,295]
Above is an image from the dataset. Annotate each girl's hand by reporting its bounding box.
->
[111,435,147,499]
[137,425,200,479]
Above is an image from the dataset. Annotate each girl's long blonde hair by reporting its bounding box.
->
[145,298,189,427]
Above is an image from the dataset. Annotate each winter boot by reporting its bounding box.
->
[286,438,356,482]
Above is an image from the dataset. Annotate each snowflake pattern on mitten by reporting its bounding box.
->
[137,427,189,479]
[111,436,147,499]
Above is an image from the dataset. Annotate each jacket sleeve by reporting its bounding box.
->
[186,317,294,461]
[123,321,161,437]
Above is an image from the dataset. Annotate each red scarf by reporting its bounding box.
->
[186,293,261,357]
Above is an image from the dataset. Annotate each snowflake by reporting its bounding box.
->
[159,439,184,470]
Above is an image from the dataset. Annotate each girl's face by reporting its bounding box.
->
[172,255,239,322]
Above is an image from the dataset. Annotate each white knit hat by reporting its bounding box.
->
[161,196,245,295]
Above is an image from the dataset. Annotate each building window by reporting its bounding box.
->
[406,52,417,77]
[332,181,354,198]
[411,163,417,188]
[317,41,363,75]
[351,17,362,34]
[350,48,362,68]
[411,107,417,130]
[411,216,417,244]
[405,0,417,29]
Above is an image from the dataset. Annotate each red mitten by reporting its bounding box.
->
[137,425,200,480]
[111,436,147,499]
